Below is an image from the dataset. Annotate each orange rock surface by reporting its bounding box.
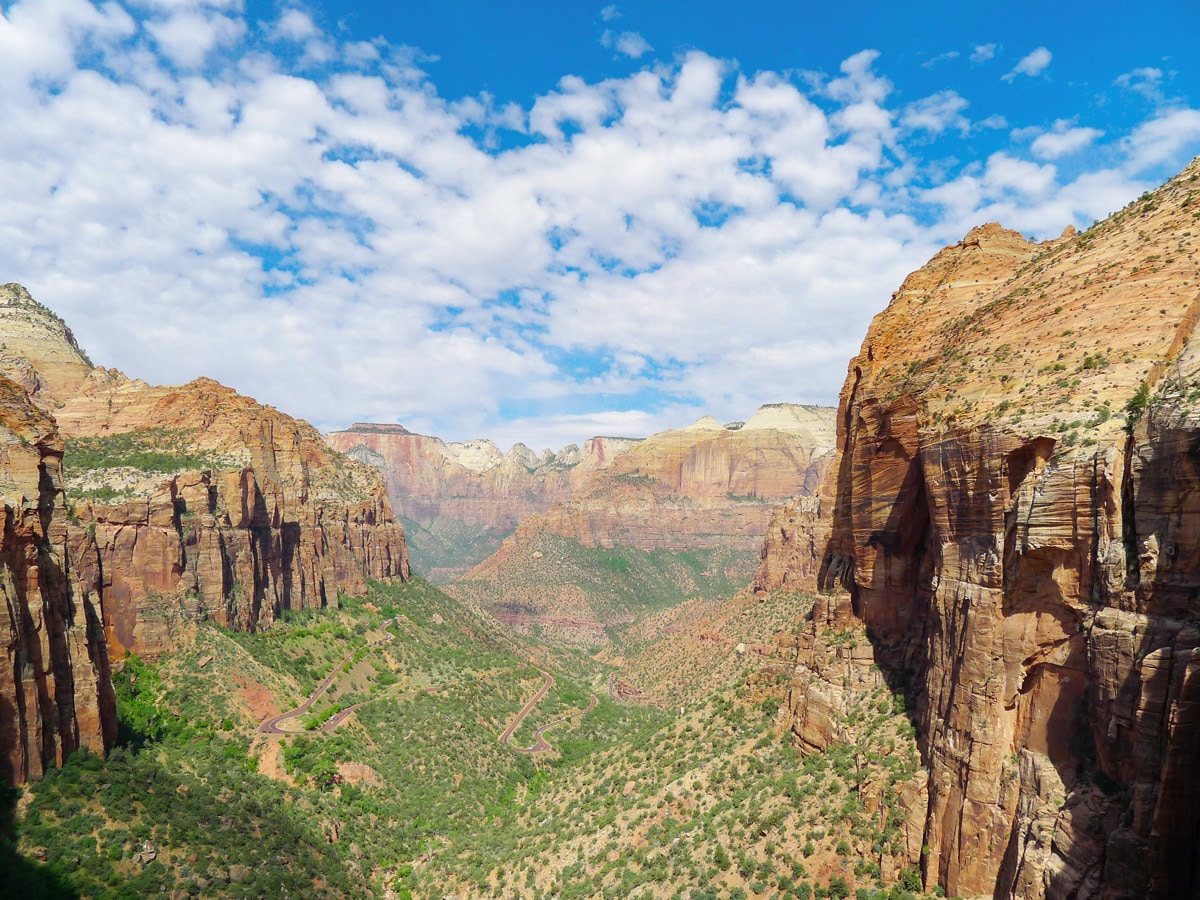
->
[0,376,114,784]
[0,294,410,662]
[516,405,837,553]
[326,423,636,528]
[758,156,1200,898]
[326,423,637,579]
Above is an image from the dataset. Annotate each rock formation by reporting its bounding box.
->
[514,404,837,553]
[325,423,638,580]
[0,375,114,784]
[0,287,409,662]
[450,405,837,644]
[756,157,1200,898]
[0,284,93,409]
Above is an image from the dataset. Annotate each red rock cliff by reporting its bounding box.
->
[326,424,636,530]
[0,376,115,785]
[325,423,638,579]
[521,405,837,552]
[57,375,410,659]
[758,158,1200,899]
[0,290,410,662]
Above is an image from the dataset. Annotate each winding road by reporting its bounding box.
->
[257,617,404,735]
[498,670,599,754]
[498,671,554,746]
[516,692,598,753]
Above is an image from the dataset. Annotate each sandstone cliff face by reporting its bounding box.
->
[522,405,837,552]
[0,376,114,785]
[326,423,637,527]
[0,296,409,663]
[0,284,94,409]
[450,405,836,645]
[325,423,638,579]
[758,158,1200,899]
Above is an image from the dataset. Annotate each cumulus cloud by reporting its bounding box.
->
[1121,108,1200,171]
[1003,46,1052,82]
[1029,120,1104,159]
[600,28,652,59]
[1115,66,1176,107]
[901,91,970,136]
[970,43,997,64]
[0,1,1195,449]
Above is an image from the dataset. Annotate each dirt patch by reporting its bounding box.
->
[238,679,281,722]
[250,735,289,784]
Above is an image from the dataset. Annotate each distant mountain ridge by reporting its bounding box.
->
[326,423,640,579]
[448,404,837,647]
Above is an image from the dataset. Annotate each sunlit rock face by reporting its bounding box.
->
[329,405,837,580]
[519,405,838,552]
[0,375,114,785]
[326,423,638,579]
[758,157,1200,898]
[0,290,410,663]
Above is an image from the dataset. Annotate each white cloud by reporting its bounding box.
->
[921,50,959,69]
[1003,46,1052,82]
[1030,120,1103,159]
[1115,67,1171,105]
[599,4,620,21]
[1121,108,1200,171]
[901,91,969,136]
[272,8,319,42]
[0,2,1196,450]
[600,28,652,59]
[970,43,997,64]
[145,6,244,68]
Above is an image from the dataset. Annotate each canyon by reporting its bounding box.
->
[757,158,1200,898]
[447,404,837,645]
[326,423,638,580]
[2,150,1200,899]
[0,283,409,782]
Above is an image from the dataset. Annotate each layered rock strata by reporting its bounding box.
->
[450,405,836,644]
[325,423,638,579]
[758,158,1200,898]
[515,405,837,552]
[0,290,409,662]
[0,376,114,784]
[326,423,637,530]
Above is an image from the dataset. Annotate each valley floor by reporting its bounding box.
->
[4,578,945,900]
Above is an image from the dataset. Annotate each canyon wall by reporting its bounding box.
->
[0,375,114,785]
[450,405,837,645]
[0,285,409,663]
[326,423,637,530]
[758,158,1200,899]
[518,405,837,552]
[325,423,638,579]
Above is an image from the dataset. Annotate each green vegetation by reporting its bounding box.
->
[452,532,759,652]
[63,429,222,476]
[397,515,511,583]
[1124,381,1151,429]
[11,576,942,899]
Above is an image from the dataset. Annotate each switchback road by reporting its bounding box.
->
[498,671,554,746]
[258,617,403,735]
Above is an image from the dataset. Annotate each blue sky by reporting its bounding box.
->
[1,0,1198,450]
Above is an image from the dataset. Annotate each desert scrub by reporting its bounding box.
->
[63,428,222,475]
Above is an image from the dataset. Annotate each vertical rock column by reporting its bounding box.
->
[0,377,113,785]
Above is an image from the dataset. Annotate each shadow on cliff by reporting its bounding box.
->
[0,781,78,899]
